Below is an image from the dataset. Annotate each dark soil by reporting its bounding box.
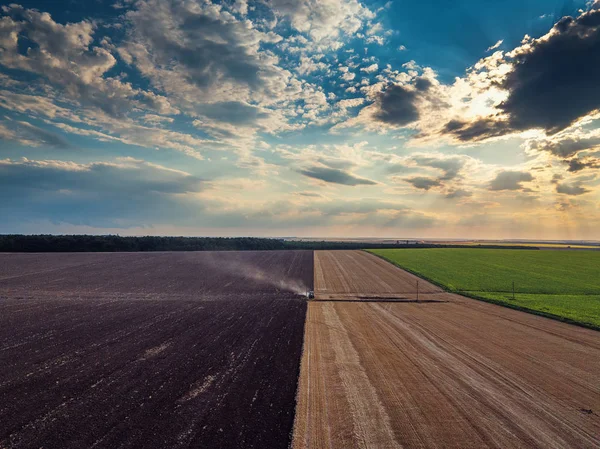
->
[0,251,313,449]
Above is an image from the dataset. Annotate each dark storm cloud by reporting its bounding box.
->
[373,85,420,126]
[405,176,441,190]
[297,166,377,186]
[443,8,600,142]
[489,171,534,191]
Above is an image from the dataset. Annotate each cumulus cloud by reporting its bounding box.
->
[524,130,600,158]
[555,181,591,195]
[0,5,176,117]
[445,189,472,199]
[405,176,441,190]
[339,6,600,160]
[266,0,375,42]
[499,11,600,134]
[386,153,475,193]
[489,171,534,191]
[297,166,377,186]
[361,63,378,73]
[122,0,290,108]
[442,8,600,142]
[411,154,467,181]
[372,85,420,126]
[116,0,336,137]
[567,157,600,172]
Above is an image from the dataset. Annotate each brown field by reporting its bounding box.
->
[314,250,444,300]
[293,250,600,448]
[0,251,312,449]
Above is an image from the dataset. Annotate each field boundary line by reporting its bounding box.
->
[312,299,449,304]
[365,250,600,332]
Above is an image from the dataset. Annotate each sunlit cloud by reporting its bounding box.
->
[0,0,598,239]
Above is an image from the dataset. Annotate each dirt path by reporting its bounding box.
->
[293,250,600,449]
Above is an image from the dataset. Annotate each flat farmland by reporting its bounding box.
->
[0,251,312,449]
[369,248,600,328]
[314,250,444,300]
[293,250,600,449]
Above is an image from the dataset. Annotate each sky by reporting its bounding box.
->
[1,0,599,240]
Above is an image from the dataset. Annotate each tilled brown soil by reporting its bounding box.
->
[293,250,600,449]
[314,250,443,300]
[0,251,313,449]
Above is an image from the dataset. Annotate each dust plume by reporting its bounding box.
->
[198,253,308,295]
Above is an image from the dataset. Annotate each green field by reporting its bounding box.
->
[368,249,600,329]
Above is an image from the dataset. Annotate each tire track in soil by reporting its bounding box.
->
[293,250,600,449]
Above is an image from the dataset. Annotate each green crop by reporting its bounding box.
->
[368,249,600,329]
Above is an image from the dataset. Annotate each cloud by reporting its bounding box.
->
[489,171,534,191]
[0,157,206,227]
[0,5,175,117]
[486,39,503,52]
[385,153,474,193]
[297,166,377,186]
[266,0,375,42]
[555,182,591,195]
[445,189,472,199]
[405,176,441,190]
[0,119,71,148]
[296,191,323,198]
[524,130,600,158]
[499,11,600,134]
[299,199,439,228]
[361,63,378,73]
[567,157,600,172]
[442,118,511,143]
[411,154,467,181]
[0,157,203,196]
[123,0,290,108]
[442,8,600,141]
[339,7,600,159]
[372,84,420,126]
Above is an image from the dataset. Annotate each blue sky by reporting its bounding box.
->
[1,0,599,239]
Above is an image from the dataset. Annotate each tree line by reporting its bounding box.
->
[0,235,537,252]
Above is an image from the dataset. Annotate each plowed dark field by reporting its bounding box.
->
[0,251,313,449]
